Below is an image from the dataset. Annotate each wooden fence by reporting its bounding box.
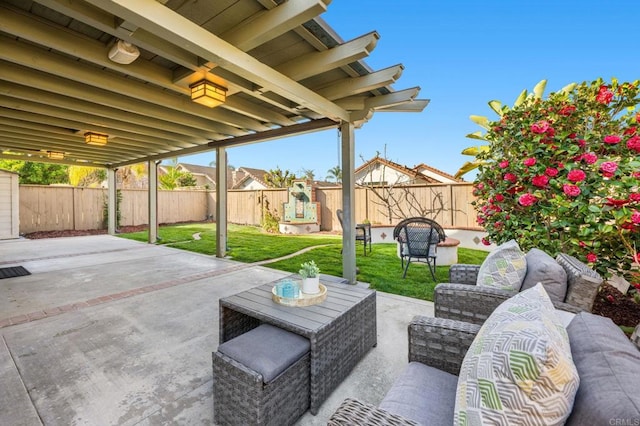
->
[18,183,480,234]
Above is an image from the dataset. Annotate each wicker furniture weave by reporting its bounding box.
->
[434,252,600,325]
[393,217,446,280]
[219,277,377,415]
[328,316,481,425]
[212,350,310,425]
[330,312,640,425]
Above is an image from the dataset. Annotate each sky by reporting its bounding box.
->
[176,1,640,181]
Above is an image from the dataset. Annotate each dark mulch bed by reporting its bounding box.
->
[23,225,148,239]
[592,283,640,330]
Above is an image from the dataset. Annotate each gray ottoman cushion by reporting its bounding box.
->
[521,248,568,302]
[218,324,310,383]
[379,362,457,425]
[565,312,640,426]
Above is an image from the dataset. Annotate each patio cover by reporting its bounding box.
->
[0,0,428,282]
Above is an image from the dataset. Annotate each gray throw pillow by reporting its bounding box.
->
[521,248,568,302]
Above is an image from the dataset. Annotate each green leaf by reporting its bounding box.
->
[469,115,490,130]
[514,89,528,107]
[488,100,503,116]
[455,161,482,178]
[461,146,489,156]
[560,83,577,94]
[466,131,487,141]
[533,80,547,99]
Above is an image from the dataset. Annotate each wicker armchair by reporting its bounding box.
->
[328,316,481,425]
[434,252,602,325]
[393,217,446,280]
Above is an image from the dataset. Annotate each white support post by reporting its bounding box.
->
[216,147,227,258]
[148,160,158,244]
[107,168,117,235]
[340,121,357,284]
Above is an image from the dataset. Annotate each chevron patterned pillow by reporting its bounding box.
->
[476,239,527,291]
[454,284,580,425]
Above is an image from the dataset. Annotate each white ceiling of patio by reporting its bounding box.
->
[0,0,428,168]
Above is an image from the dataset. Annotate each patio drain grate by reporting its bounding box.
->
[0,266,31,279]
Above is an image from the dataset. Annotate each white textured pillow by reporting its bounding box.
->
[476,239,527,291]
[454,284,579,425]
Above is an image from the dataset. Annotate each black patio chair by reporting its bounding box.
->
[336,209,372,256]
[393,217,446,280]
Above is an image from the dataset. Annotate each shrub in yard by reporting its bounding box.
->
[460,78,639,282]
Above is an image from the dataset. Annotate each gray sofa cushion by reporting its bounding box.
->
[565,312,640,426]
[521,248,568,302]
[379,361,457,425]
[217,324,310,383]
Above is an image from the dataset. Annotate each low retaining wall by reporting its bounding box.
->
[369,225,494,252]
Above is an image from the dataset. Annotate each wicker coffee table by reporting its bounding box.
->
[219,276,377,415]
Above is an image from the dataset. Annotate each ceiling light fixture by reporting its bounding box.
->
[47,151,65,160]
[189,80,227,108]
[84,132,108,146]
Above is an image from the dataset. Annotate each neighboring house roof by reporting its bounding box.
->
[237,167,268,187]
[175,163,216,186]
[413,163,462,183]
[355,157,432,184]
[355,156,462,184]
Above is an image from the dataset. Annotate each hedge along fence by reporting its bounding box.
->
[18,183,480,234]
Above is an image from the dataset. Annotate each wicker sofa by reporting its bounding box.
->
[434,251,603,325]
[328,311,640,425]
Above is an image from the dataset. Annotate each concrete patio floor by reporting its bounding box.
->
[0,235,433,425]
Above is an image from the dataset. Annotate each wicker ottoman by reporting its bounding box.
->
[212,324,310,426]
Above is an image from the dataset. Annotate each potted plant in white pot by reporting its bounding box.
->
[299,260,320,294]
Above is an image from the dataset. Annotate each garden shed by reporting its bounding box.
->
[0,169,19,240]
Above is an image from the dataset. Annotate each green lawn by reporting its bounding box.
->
[118,223,488,301]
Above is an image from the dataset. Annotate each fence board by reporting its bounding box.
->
[18,183,480,234]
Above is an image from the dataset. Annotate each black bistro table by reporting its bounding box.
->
[219,276,377,415]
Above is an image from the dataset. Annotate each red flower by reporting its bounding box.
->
[632,210,640,224]
[596,85,613,104]
[532,175,549,187]
[606,294,615,303]
[605,198,629,207]
[568,133,577,139]
[623,126,637,136]
[494,194,505,202]
[546,127,555,137]
[531,120,550,134]
[481,238,491,246]
[518,193,537,206]
[600,161,618,177]
[477,216,485,225]
[627,135,640,153]
[633,172,640,178]
[579,241,587,248]
[581,153,598,164]
[558,105,576,116]
[563,184,581,197]
[504,173,517,183]
[499,160,510,169]
[523,157,537,167]
[630,193,640,203]
[567,169,587,182]
[603,135,621,144]
[586,252,597,263]
[577,139,586,148]
[545,167,559,177]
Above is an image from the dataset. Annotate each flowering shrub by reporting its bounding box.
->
[465,78,639,284]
